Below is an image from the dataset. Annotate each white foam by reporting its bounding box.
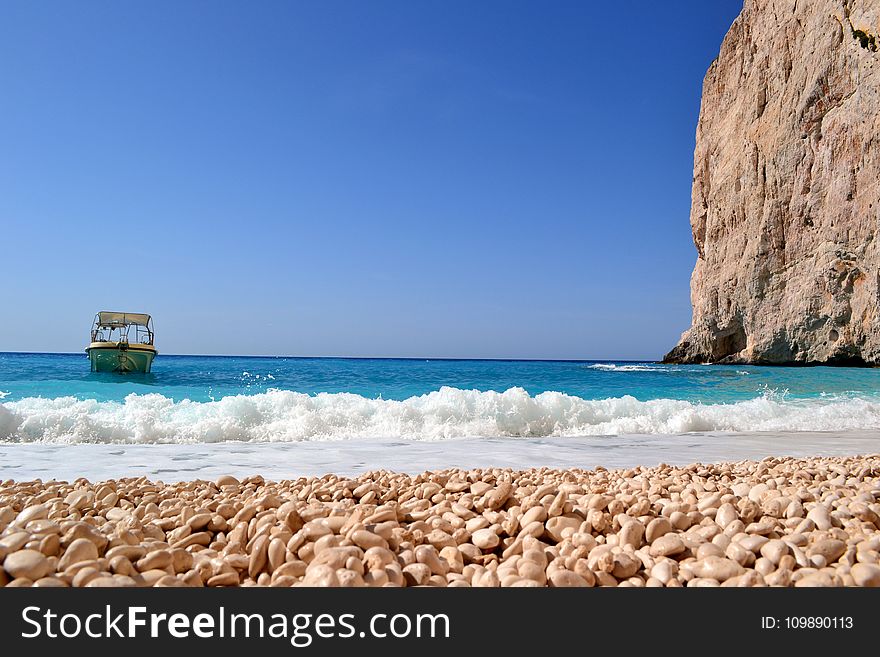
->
[2,387,880,444]
[586,363,736,374]
[587,363,664,372]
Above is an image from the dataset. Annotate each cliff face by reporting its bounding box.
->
[665,0,880,365]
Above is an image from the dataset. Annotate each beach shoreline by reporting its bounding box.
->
[2,453,878,587]
[3,430,880,482]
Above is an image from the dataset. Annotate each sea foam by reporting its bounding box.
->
[2,387,879,444]
[587,363,669,372]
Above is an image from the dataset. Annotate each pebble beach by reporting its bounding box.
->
[2,454,879,587]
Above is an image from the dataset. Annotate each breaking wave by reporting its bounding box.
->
[2,387,880,444]
[587,363,669,372]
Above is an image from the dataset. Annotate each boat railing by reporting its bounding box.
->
[90,314,154,346]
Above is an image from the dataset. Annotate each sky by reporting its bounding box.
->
[0,0,743,360]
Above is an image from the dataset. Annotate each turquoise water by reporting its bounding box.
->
[2,352,880,443]
[4,352,880,403]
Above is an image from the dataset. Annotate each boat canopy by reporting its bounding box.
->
[96,311,152,328]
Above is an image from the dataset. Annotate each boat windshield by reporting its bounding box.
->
[91,312,154,345]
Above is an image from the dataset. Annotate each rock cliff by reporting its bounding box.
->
[665,0,880,365]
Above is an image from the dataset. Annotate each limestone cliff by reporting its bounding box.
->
[665,0,880,365]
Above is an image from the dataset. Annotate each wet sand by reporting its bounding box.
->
[2,430,880,481]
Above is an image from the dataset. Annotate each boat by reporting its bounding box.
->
[86,311,158,373]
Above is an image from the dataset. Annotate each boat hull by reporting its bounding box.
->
[86,343,157,373]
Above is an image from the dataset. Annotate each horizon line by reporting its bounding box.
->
[0,350,661,363]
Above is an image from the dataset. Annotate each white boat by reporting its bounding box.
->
[86,311,158,373]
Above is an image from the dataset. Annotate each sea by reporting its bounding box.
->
[1,352,879,481]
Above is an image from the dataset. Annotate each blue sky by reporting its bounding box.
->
[0,0,743,359]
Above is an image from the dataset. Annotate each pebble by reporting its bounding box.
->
[807,505,833,531]
[15,505,48,525]
[645,517,673,543]
[545,515,581,542]
[850,563,880,587]
[759,539,789,566]
[471,528,500,550]
[138,549,173,572]
[611,553,640,579]
[690,557,744,582]
[207,572,239,587]
[808,539,847,565]
[697,543,725,560]
[715,503,738,528]
[72,566,101,587]
[33,577,68,587]
[618,520,645,549]
[650,560,677,585]
[3,549,51,580]
[650,534,686,557]
[403,563,432,586]
[549,570,591,587]
[58,538,100,571]
[738,535,769,553]
[794,572,835,587]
